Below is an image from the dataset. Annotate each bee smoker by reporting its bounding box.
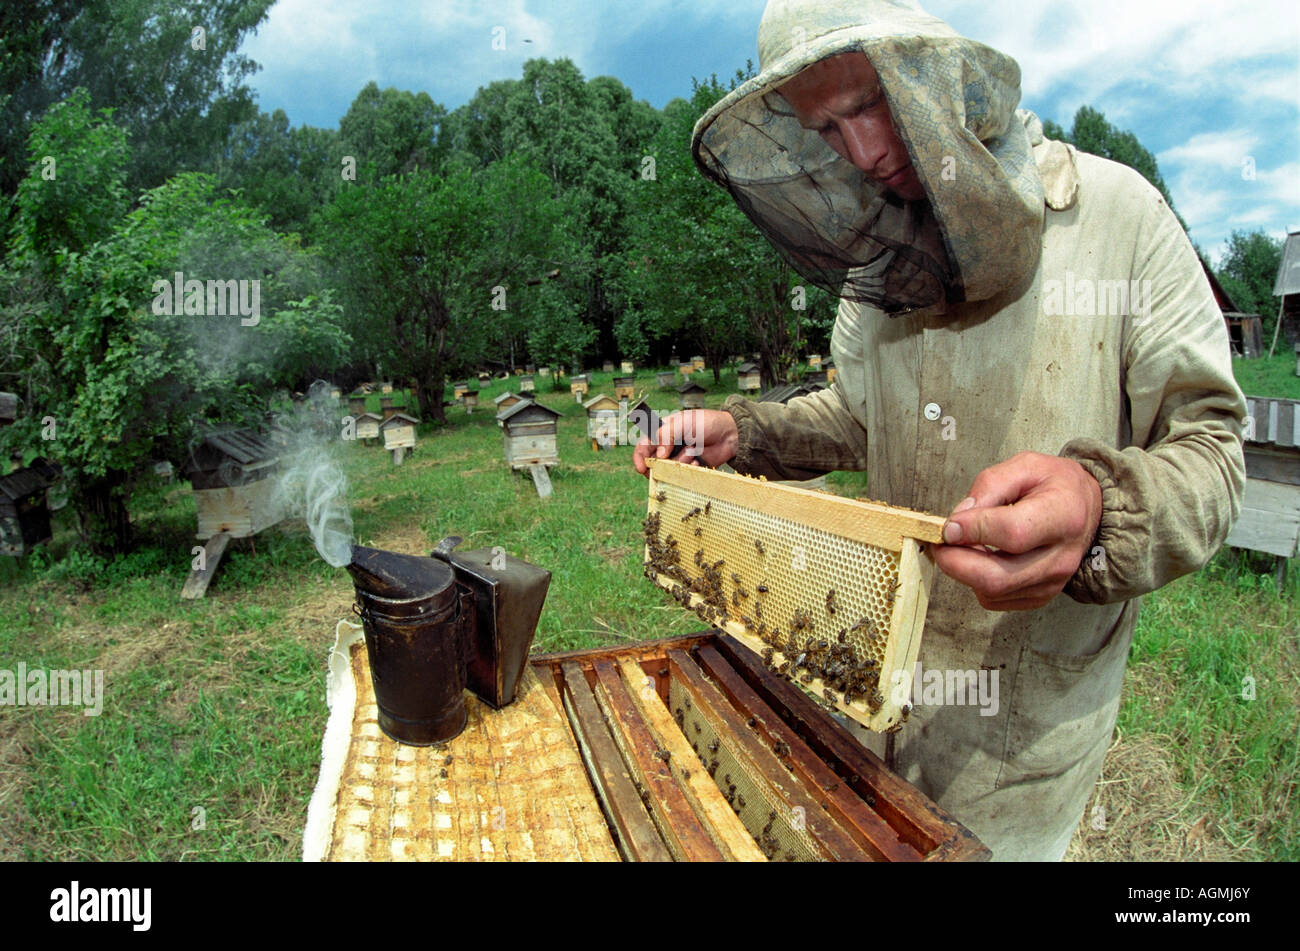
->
[346,538,551,745]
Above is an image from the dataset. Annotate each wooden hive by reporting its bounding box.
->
[677,381,706,410]
[539,366,552,379]
[185,430,285,541]
[621,361,635,374]
[493,391,523,423]
[355,411,383,443]
[679,361,694,379]
[381,382,394,395]
[538,634,987,861]
[602,360,615,373]
[0,391,18,427]
[737,363,761,393]
[642,459,946,733]
[584,393,621,450]
[347,394,367,418]
[380,412,419,450]
[808,354,822,369]
[453,381,470,401]
[825,359,837,384]
[498,400,561,469]
[692,355,705,371]
[0,465,56,557]
[520,375,536,394]
[570,374,590,402]
[656,371,675,388]
[613,375,635,401]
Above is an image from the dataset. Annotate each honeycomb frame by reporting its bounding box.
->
[643,459,945,732]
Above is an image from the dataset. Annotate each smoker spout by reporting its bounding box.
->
[347,544,448,600]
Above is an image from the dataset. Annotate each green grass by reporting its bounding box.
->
[1,363,1296,861]
[1232,350,1300,400]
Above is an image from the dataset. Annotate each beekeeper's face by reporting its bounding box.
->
[779,51,926,201]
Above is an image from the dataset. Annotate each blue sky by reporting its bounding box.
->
[240,0,1300,265]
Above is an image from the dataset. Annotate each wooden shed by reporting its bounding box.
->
[570,374,590,403]
[0,465,57,557]
[737,362,761,393]
[185,430,285,542]
[380,412,420,465]
[584,393,622,450]
[1225,314,1264,359]
[1225,395,1300,584]
[498,400,562,499]
[678,381,707,410]
[613,375,635,401]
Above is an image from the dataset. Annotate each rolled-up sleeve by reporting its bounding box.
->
[723,384,869,482]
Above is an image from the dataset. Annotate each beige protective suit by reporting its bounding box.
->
[691,0,1246,859]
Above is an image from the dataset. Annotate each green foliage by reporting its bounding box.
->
[338,82,448,179]
[615,81,835,383]
[317,155,571,421]
[1215,229,1284,325]
[3,98,350,552]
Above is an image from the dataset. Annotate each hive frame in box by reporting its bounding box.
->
[643,458,946,733]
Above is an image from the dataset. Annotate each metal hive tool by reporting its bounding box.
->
[643,459,947,733]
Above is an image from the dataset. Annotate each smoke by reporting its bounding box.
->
[273,380,355,568]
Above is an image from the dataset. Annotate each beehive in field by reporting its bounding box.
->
[642,459,945,733]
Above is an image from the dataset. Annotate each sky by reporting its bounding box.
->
[239,0,1300,265]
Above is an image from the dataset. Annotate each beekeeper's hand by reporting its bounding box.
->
[633,410,739,477]
[933,452,1103,611]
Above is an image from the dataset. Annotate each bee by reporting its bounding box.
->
[746,717,757,728]
[653,749,671,763]
[682,507,702,521]
[736,794,746,810]
[694,549,704,567]
[681,769,692,781]
[773,740,790,758]
[443,754,454,766]
[439,768,448,779]
[704,501,712,516]
[731,572,742,586]
[655,491,667,503]
[885,577,900,609]
[694,527,702,537]
[754,603,762,620]
[800,671,814,684]
[825,589,837,615]
[755,539,764,556]
[761,646,775,666]
[708,738,720,754]
[757,583,768,594]
[823,688,839,704]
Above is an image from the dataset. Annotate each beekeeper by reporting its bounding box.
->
[633,0,1245,860]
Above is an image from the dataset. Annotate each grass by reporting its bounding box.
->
[1,363,1296,861]
[1232,350,1300,401]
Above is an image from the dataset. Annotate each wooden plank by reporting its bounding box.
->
[1226,477,1300,558]
[180,532,231,600]
[392,447,406,466]
[666,649,869,861]
[692,644,921,861]
[875,537,934,732]
[646,457,946,547]
[1244,446,1300,486]
[713,634,990,861]
[590,660,725,861]
[529,464,553,499]
[532,633,709,670]
[613,656,767,862]
[559,662,670,862]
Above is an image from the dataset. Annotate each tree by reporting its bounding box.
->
[338,82,448,179]
[1216,229,1285,332]
[316,156,570,424]
[4,97,349,554]
[1,0,275,197]
[214,109,342,239]
[616,81,834,386]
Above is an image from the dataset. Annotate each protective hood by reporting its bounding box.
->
[691,0,1044,315]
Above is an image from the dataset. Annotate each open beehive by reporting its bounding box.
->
[643,459,946,732]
